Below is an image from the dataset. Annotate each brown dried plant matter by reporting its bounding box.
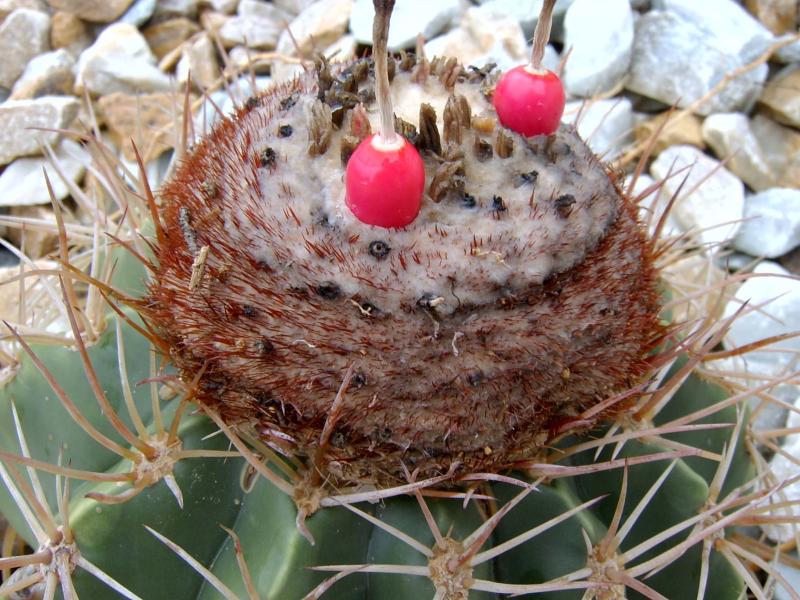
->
[146,56,664,485]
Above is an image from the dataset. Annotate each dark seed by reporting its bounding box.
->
[417,293,438,308]
[201,379,225,393]
[280,94,298,110]
[378,427,392,441]
[359,301,379,315]
[461,193,477,208]
[352,372,366,388]
[245,96,260,109]
[368,240,391,259]
[467,371,484,386]
[331,431,346,448]
[554,194,576,218]
[254,391,272,405]
[515,170,539,187]
[317,282,341,300]
[278,124,293,137]
[254,338,274,355]
[492,195,507,212]
[259,147,277,168]
[242,304,258,318]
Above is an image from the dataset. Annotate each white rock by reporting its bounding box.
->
[218,0,289,49]
[0,96,79,164]
[650,145,744,247]
[701,113,774,192]
[193,75,272,134]
[763,436,800,543]
[75,23,173,96]
[750,115,800,190]
[9,49,75,100]
[0,0,47,19]
[425,9,527,72]
[120,0,157,26]
[473,0,574,37]
[203,0,239,14]
[562,0,633,97]
[276,0,352,58]
[562,98,633,161]
[651,0,773,57]
[628,173,682,238]
[733,188,800,258]
[775,33,800,63]
[627,11,768,116]
[271,0,316,14]
[350,0,460,50]
[775,559,800,600]
[724,261,800,372]
[0,139,88,206]
[0,8,50,90]
[324,33,357,63]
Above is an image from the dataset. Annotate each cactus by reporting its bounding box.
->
[0,9,795,600]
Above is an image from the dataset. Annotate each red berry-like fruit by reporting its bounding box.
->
[345,133,425,228]
[493,65,565,137]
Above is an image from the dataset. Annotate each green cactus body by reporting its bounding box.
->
[0,311,749,598]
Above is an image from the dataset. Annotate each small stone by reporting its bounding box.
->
[151,0,197,19]
[50,10,91,56]
[271,0,316,15]
[46,0,134,22]
[0,8,50,90]
[204,0,239,14]
[751,114,800,189]
[276,0,352,59]
[724,261,800,372]
[733,188,800,258]
[562,0,633,96]
[0,96,78,164]
[634,111,704,156]
[0,138,88,206]
[120,0,156,27]
[759,65,800,129]
[775,33,800,64]
[701,113,774,192]
[75,23,173,96]
[9,49,75,100]
[474,0,574,38]
[627,11,768,116]
[227,45,270,75]
[199,9,228,34]
[562,98,633,161]
[0,0,46,19]
[98,91,196,162]
[650,144,744,247]
[746,0,797,34]
[177,33,220,90]
[425,7,527,72]
[350,0,461,50]
[218,0,289,49]
[143,17,200,59]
